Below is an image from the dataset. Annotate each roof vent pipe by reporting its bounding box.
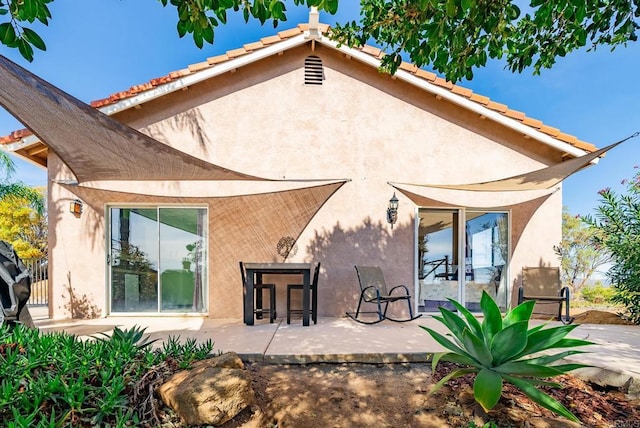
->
[306,7,320,40]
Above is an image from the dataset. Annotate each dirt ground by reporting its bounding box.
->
[216,310,639,428]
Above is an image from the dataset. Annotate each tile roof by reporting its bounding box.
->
[0,22,596,154]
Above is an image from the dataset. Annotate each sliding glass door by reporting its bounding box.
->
[417,208,508,312]
[464,211,508,311]
[109,206,207,313]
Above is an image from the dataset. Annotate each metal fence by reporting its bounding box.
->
[23,257,48,306]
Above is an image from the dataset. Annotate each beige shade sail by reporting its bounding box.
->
[0,55,266,183]
[60,180,346,317]
[392,185,552,252]
[393,137,633,192]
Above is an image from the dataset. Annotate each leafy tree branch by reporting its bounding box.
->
[0,1,638,81]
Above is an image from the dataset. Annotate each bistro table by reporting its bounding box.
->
[243,263,313,326]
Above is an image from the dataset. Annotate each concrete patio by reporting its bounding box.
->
[28,306,640,397]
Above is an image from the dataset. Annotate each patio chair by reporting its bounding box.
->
[239,261,277,323]
[346,265,422,324]
[286,262,321,324]
[518,266,573,324]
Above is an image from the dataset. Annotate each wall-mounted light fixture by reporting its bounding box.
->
[70,199,83,216]
[386,192,398,229]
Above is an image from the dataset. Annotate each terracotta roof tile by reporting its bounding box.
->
[188,61,210,72]
[90,98,110,108]
[361,45,382,58]
[415,69,437,82]
[433,77,454,90]
[469,93,490,105]
[539,125,560,137]
[486,101,508,113]
[573,140,597,151]
[557,133,578,145]
[451,85,473,98]
[0,22,596,156]
[244,41,264,52]
[260,35,282,45]
[168,69,189,79]
[207,53,230,65]
[130,82,154,93]
[277,27,303,39]
[1,129,31,143]
[399,62,418,73]
[149,76,172,85]
[226,47,247,59]
[504,109,525,121]
[522,117,543,129]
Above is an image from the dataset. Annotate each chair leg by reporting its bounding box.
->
[354,296,364,319]
[287,285,313,324]
[560,287,573,324]
[270,285,276,323]
[406,296,415,319]
[286,286,291,324]
[255,288,263,320]
[312,286,318,324]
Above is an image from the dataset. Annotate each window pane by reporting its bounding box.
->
[465,212,508,311]
[418,209,459,312]
[110,208,159,312]
[159,208,207,312]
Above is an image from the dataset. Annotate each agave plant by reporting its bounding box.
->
[422,291,593,422]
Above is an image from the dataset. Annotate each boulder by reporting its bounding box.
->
[157,352,254,426]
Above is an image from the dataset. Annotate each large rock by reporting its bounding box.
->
[157,352,255,426]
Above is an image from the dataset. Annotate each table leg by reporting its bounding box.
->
[244,269,255,325]
[302,269,310,326]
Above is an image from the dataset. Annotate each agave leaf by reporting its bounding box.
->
[480,291,502,344]
[474,367,503,411]
[438,306,470,342]
[517,324,580,357]
[545,337,594,350]
[490,320,529,365]
[527,323,546,335]
[446,298,483,338]
[493,361,564,377]
[432,315,463,344]
[525,350,589,365]
[503,299,535,327]
[427,367,477,397]
[431,351,447,370]
[461,328,493,366]
[421,326,477,363]
[503,374,580,422]
[548,363,592,372]
[439,352,479,367]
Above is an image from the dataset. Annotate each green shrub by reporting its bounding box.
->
[584,175,640,324]
[422,291,593,423]
[0,324,214,426]
[580,283,615,304]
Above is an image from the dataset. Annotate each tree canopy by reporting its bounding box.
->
[553,207,611,293]
[1,0,638,82]
[0,190,47,259]
[0,151,44,214]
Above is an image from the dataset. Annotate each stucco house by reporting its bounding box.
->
[0,12,601,321]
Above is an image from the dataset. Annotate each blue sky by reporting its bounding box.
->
[1,1,639,216]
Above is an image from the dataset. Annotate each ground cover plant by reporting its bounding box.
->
[422,291,594,423]
[0,324,214,427]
